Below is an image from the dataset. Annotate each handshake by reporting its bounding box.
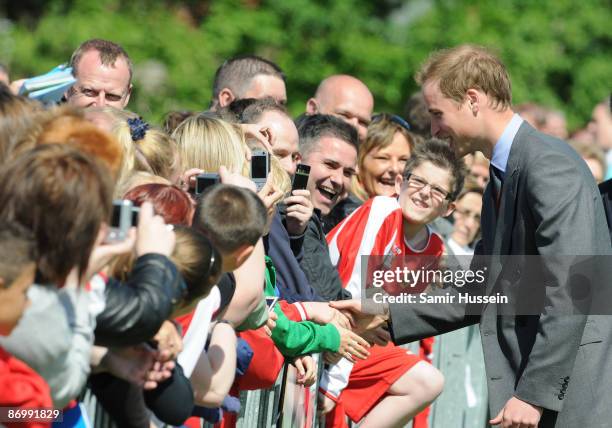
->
[330,299,391,346]
[313,300,391,366]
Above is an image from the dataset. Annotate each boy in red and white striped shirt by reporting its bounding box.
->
[321,139,465,428]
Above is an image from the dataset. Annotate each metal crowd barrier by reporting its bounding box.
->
[215,327,488,428]
[82,328,488,428]
[200,354,322,428]
[427,325,488,428]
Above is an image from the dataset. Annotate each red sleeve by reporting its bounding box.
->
[174,310,195,337]
[279,300,299,321]
[278,300,309,321]
[0,348,52,428]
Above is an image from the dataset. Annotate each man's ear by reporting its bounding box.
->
[261,127,274,147]
[218,88,236,108]
[394,174,403,196]
[442,201,456,217]
[306,98,319,115]
[122,84,133,108]
[234,244,255,268]
[65,84,76,102]
[466,88,480,114]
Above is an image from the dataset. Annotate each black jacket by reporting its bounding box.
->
[321,194,362,234]
[95,253,185,347]
[300,211,352,301]
[599,178,612,244]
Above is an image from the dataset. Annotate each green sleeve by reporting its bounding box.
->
[263,256,340,356]
[270,304,340,357]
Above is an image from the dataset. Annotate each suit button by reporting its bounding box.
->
[483,331,493,336]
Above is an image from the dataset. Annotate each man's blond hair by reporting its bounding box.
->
[416,44,512,110]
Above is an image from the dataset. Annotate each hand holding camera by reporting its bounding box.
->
[180,168,204,193]
[284,164,313,235]
[251,150,270,192]
[284,189,314,236]
[258,176,284,217]
[136,201,176,257]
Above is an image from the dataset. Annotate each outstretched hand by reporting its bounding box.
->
[336,326,370,362]
[329,299,389,336]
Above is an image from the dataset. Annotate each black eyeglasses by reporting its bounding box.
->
[371,113,412,132]
[404,173,452,201]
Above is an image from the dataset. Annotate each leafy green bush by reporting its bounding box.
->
[3,0,610,130]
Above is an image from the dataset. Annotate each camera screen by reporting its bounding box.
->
[291,164,310,191]
[251,155,268,179]
[196,175,219,194]
[111,204,122,228]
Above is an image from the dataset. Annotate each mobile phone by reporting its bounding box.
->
[291,164,310,192]
[265,296,279,312]
[251,150,270,191]
[195,173,221,194]
[107,200,134,243]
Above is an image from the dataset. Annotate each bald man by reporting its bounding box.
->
[306,75,374,142]
[237,97,300,175]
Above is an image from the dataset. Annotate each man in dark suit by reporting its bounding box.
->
[333,45,612,428]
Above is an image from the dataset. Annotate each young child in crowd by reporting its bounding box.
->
[0,223,52,427]
[322,138,465,428]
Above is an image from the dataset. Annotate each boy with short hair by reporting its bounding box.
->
[0,222,37,337]
[176,184,270,411]
[321,138,465,427]
[194,183,269,273]
[0,223,53,419]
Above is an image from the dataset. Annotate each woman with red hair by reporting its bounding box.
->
[124,183,194,226]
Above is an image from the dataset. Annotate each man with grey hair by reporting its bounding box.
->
[306,74,374,142]
[209,55,286,111]
[66,39,133,109]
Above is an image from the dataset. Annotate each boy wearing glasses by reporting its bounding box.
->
[319,138,464,427]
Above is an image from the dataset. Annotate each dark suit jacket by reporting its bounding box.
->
[388,122,612,427]
[598,178,612,243]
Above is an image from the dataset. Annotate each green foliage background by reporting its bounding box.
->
[1,0,610,130]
